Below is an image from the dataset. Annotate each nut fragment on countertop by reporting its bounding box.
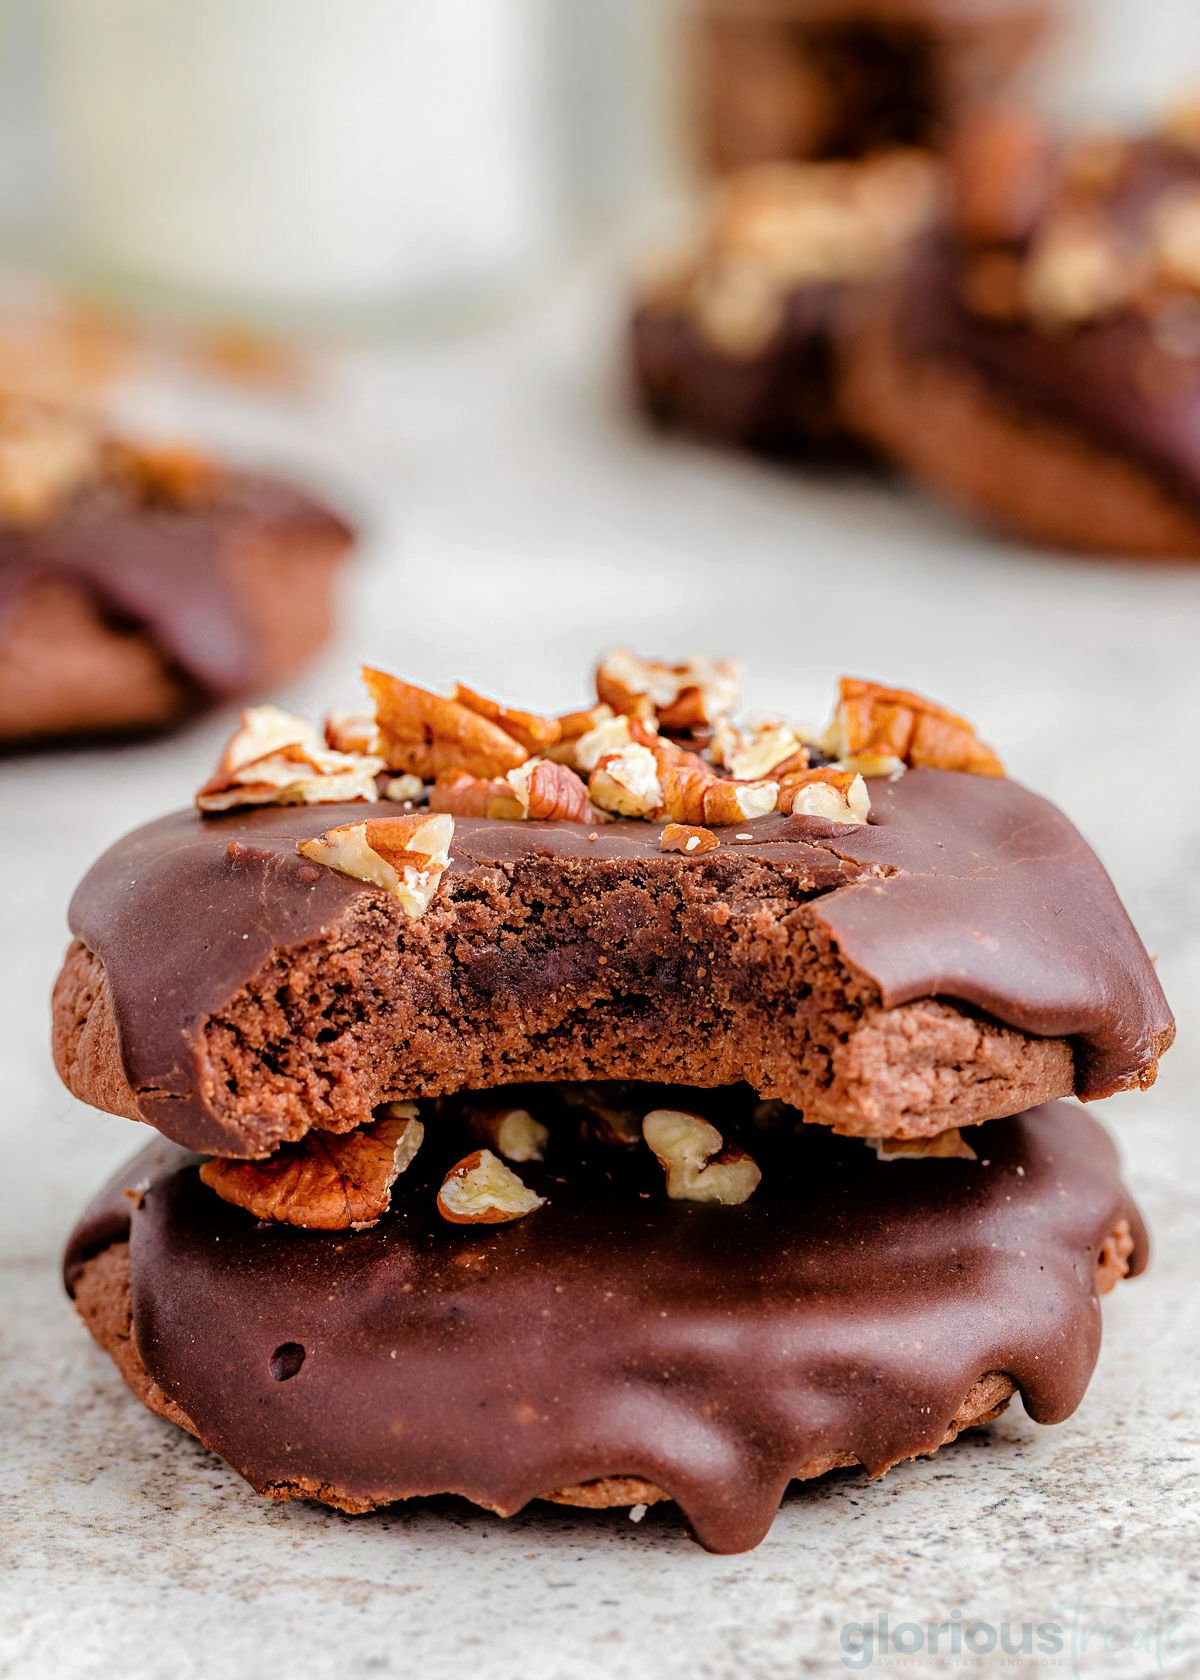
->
[466,1105,549,1164]
[642,1109,761,1205]
[298,812,453,918]
[596,649,741,731]
[199,1105,423,1230]
[436,1149,545,1224]
[197,704,384,812]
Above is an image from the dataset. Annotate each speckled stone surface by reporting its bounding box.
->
[2,273,1199,1679]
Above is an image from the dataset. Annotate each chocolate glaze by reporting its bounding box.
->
[0,473,351,700]
[901,142,1200,509]
[63,1101,1147,1554]
[65,769,1173,1151]
[632,286,859,457]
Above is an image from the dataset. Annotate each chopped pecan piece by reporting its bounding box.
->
[466,1104,549,1163]
[452,683,561,755]
[507,758,592,822]
[595,650,741,731]
[589,743,664,818]
[826,678,1004,777]
[660,764,777,826]
[197,704,383,812]
[199,1105,423,1230]
[659,822,719,854]
[436,1149,545,1224]
[325,710,382,756]
[0,399,100,524]
[363,667,527,780]
[297,812,453,918]
[642,1110,761,1205]
[783,767,871,825]
[107,439,220,506]
[430,769,522,819]
[712,718,809,781]
[871,1129,978,1162]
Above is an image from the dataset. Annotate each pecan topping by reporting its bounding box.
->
[642,1110,761,1205]
[659,822,719,854]
[507,758,592,822]
[0,399,100,524]
[199,1105,423,1230]
[430,769,522,819]
[660,763,778,826]
[107,439,220,506]
[364,668,527,780]
[871,1129,978,1162]
[466,1104,549,1163]
[783,767,871,825]
[197,705,383,813]
[436,1150,545,1224]
[596,650,741,731]
[826,678,1004,778]
[451,684,561,756]
[297,812,453,918]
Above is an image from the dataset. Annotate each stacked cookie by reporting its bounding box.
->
[0,399,352,744]
[632,99,1200,559]
[692,0,1056,170]
[56,655,1172,1552]
[844,104,1200,555]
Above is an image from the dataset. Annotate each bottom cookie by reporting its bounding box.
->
[64,1103,1144,1554]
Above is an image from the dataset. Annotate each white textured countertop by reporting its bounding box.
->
[2,272,1198,1680]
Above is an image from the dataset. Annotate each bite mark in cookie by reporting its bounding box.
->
[51,658,1172,1157]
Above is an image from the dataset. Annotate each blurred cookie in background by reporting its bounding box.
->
[691,0,1057,170]
[0,401,353,745]
[842,98,1200,557]
[631,149,938,456]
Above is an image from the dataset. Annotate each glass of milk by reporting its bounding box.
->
[46,0,563,324]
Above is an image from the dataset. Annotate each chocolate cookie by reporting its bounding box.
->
[692,0,1055,170]
[842,115,1200,555]
[631,151,937,455]
[52,657,1172,1157]
[63,1099,1144,1554]
[0,402,353,743]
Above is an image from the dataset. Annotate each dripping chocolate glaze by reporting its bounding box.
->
[901,141,1200,509]
[0,473,351,700]
[65,769,1173,1151]
[63,1102,1147,1554]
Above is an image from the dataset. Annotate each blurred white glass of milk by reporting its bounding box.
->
[46,0,561,322]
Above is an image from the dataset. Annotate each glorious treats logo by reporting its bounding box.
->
[838,1600,1200,1673]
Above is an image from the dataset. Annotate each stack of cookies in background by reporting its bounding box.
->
[632,0,1200,561]
[56,653,1172,1551]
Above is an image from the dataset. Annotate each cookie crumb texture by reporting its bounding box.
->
[53,769,1172,1157]
[64,1104,1145,1554]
